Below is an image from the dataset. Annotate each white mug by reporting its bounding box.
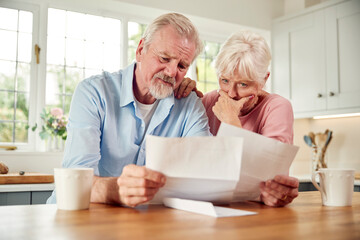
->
[311,168,355,206]
[54,168,94,210]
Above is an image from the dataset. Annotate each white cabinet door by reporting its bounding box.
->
[325,0,360,110]
[272,11,327,113]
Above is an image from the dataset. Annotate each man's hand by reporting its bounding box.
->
[174,77,203,99]
[212,90,252,128]
[259,175,299,207]
[117,164,166,207]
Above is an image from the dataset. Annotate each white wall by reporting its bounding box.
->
[291,116,360,176]
[115,0,285,30]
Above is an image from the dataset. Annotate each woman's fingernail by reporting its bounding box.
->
[249,95,255,99]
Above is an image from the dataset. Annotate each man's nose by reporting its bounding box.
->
[164,62,177,78]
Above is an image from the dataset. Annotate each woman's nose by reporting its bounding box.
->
[164,62,177,78]
[227,85,238,99]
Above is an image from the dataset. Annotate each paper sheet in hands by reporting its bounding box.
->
[146,135,243,204]
[217,123,299,201]
[146,123,299,204]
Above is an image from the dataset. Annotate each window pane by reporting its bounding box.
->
[15,121,28,143]
[0,122,13,142]
[0,91,15,120]
[65,67,83,94]
[66,11,84,39]
[47,36,65,65]
[84,41,103,69]
[0,7,18,31]
[18,11,33,33]
[64,96,73,115]
[84,68,100,79]
[65,67,84,95]
[128,22,146,64]
[46,65,64,96]
[84,14,104,42]
[103,18,121,44]
[18,32,32,63]
[48,8,66,37]
[46,94,62,110]
[66,38,84,67]
[205,82,218,93]
[205,42,221,58]
[17,62,31,92]
[104,43,120,72]
[0,60,16,91]
[16,93,29,121]
[0,30,17,61]
[196,41,221,93]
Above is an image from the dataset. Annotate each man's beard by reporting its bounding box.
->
[149,72,176,99]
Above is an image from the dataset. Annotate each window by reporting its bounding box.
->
[0,6,35,144]
[46,8,122,115]
[127,21,147,65]
[196,40,221,94]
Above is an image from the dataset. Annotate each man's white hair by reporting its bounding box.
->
[142,13,203,62]
[215,31,271,86]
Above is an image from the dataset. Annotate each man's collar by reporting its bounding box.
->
[119,62,136,107]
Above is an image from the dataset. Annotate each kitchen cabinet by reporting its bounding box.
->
[0,191,52,206]
[272,0,360,118]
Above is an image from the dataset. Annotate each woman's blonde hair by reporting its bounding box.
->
[142,13,203,61]
[215,31,271,85]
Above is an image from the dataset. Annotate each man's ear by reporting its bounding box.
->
[135,38,145,62]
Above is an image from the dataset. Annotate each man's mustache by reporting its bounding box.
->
[153,72,175,86]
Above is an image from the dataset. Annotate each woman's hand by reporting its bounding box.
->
[259,175,299,207]
[212,90,252,128]
[174,77,203,99]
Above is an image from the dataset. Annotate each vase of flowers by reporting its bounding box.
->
[26,108,68,151]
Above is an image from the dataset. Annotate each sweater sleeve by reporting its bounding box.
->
[259,96,294,144]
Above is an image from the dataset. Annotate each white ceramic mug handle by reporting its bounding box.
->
[311,171,327,202]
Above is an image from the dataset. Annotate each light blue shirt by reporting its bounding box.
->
[47,63,210,203]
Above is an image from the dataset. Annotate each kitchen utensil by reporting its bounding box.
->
[303,135,314,147]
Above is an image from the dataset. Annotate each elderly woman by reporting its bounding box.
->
[177,31,299,207]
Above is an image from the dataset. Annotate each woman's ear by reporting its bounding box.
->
[135,38,145,62]
[265,72,270,82]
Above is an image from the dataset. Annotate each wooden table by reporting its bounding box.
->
[1,192,359,240]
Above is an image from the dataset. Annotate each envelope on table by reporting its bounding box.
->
[146,135,243,204]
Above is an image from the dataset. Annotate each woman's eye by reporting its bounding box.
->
[160,57,169,62]
[221,79,229,84]
[239,82,248,87]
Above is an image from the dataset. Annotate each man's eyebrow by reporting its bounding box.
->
[155,49,190,68]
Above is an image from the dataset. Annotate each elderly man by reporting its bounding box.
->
[47,13,211,207]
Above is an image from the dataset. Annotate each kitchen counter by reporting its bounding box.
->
[1,192,359,240]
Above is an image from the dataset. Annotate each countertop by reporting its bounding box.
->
[0,183,54,192]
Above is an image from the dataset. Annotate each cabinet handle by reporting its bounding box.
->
[317,93,323,98]
[329,92,335,97]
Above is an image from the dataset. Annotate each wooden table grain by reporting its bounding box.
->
[1,192,359,240]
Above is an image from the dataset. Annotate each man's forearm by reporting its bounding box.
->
[90,176,121,205]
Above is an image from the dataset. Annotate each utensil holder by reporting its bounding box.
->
[311,146,328,172]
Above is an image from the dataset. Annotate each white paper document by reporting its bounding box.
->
[146,135,243,204]
[217,123,299,201]
[163,198,257,218]
[145,124,299,216]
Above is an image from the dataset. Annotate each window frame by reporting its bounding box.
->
[0,0,40,151]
